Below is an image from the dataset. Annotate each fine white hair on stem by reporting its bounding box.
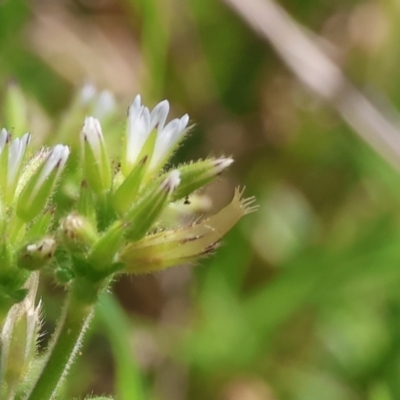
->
[224,0,400,173]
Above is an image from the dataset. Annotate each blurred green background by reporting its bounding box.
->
[3,0,400,399]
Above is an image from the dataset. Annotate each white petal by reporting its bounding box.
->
[126,105,151,166]
[7,133,30,186]
[34,145,70,195]
[160,170,181,193]
[213,157,234,174]
[81,117,103,158]
[130,95,142,115]
[150,100,170,132]
[0,128,9,152]
[150,116,189,170]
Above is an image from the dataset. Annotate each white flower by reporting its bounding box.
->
[122,95,189,176]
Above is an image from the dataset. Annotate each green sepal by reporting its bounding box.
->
[17,146,69,222]
[81,117,112,195]
[112,156,147,215]
[76,181,97,226]
[88,221,125,270]
[0,239,14,279]
[26,208,54,241]
[171,157,233,201]
[124,170,180,242]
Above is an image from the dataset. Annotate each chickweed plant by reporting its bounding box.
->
[0,83,256,400]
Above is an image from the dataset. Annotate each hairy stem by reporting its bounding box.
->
[25,280,98,400]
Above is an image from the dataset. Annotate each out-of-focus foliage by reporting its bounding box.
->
[3,0,400,399]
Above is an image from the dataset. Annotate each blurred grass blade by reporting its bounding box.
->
[97,293,146,400]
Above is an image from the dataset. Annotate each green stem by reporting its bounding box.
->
[25,281,98,400]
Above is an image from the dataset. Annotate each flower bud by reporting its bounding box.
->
[17,145,69,222]
[81,117,112,194]
[120,188,257,273]
[172,157,233,201]
[124,170,180,241]
[17,237,57,271]
[59,213,98,255]
[1,273,41,398]
[0,130,31,204]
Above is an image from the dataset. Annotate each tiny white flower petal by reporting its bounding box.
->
[178,114,190,133]
[150,116,188,170]
[170,114,189,145]
[7,133,31,186]
[81,117,104,158]
[0,128,9,152]
[126,104,151,167]
[34,145,70,195]
[161,170,181,193]
[130,94,142,114]
[150,100,170,132]
[214,157,234,174]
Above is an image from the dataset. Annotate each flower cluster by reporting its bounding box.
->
[0,86,255,400]
[61,94,255,281]
[0,91,255,308]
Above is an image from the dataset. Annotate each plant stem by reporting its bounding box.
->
[25,280,98,400]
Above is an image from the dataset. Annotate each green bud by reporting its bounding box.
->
[172,157,233,201]
[17,145,70,222]
[1,273,41,399]
[17,237,57,270]
[120,188,257,273]
[81,117,112,195]
[112,156,147,215]
[0,130,31,204]
[59,213,98,255]
[124,170,180,242]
